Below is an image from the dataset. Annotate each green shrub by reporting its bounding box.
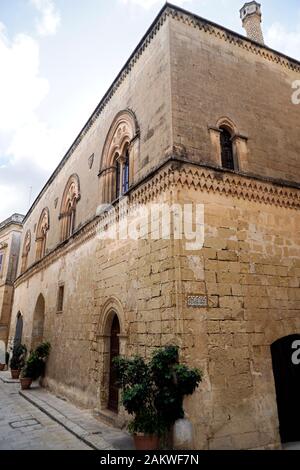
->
[114,345,202,437]
[10,344,27,370]
[22,342,51,380]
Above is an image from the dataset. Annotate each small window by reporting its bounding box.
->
[0,252,4,275]
[116,157,121,199]
[57,284,65,313]
[123,149,130,194]
[220,127,235,170]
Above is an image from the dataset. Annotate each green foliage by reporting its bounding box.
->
[22,342,51,380]
[113,345,202,437]
[10,344,27,370]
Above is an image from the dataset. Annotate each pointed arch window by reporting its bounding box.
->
[220,126,234,170]
[21,230,31,274]
[36,209,49,261]
[99,110,139,204]
[114,146,130,199]
[60,174,81,241]
[122,148,130,194]
[115,155,121,200]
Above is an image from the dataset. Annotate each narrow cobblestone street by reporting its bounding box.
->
[0,379,91,450]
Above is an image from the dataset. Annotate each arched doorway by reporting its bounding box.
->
[271,335,300,443]
[14,312,23,347]
[108,314,120,412]
[32,294,45,350]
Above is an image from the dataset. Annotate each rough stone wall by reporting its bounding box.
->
[175,171,300,450]
[243,16,264,44]
[8,6,300,450]
[11,187,179,411]
[169,16,300,183]
[9,159,300,449]
[20,18,173,272]
[0,223,22,346]
[11,235,97,407]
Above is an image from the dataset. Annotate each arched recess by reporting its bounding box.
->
[271,334,300,444]
[14,312,23,347]
[96,297,127,413]
[216,117,237,171]
[59,174,81,241]
[211,116,249,172]
[99,110,140,204]
[21,230,31,274]
[36,208,50,261]
[31,294,45,350]
[216,117,238,136]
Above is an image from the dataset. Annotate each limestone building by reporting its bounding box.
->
[0,214,24,359]
[8,2,300,449]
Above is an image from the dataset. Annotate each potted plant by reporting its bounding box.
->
[114,345,202,450]
[20,342,51,390]
[0,352,6,371]
[10,344,27,379]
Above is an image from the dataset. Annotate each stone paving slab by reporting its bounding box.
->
[0,371,20,384]
[0,380,90,450]
[20,385,134,450]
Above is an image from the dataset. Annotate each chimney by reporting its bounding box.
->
[240,1,264,45]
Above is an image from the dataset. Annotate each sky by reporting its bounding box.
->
[0,0,300,222]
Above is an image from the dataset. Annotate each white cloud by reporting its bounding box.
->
[0,27,49,132]
[0,183,27,219]
[30,0,61,36]
[7,118,65,172]
[0,21,65,221]
[266,22,300,61]
[121,0,191,10]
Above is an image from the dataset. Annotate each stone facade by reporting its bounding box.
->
[8,4,300,449]
[0,214,23,353]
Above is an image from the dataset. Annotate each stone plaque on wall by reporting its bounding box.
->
[187,295,208,308]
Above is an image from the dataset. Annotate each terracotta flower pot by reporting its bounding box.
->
[20,378,33,390]
[11,369,21,379]
[133,434,159,450]
[0,364,5,371]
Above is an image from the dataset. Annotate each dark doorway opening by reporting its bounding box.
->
[14,312,23,347]
[271,335,300,443]
[108,314,120,413]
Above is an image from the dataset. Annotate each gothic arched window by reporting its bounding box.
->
[122,148,130,195]
[21,230,31,274]
[220,126,235,170]
[36,208,49,261]
[99,110,139,204]
[60,174,81,241]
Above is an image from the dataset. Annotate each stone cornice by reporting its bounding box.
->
[0,214,24,231]
[130,159,300,209]
[22,3,300,224]
[15,158,300,287]
[167,4,300,73]
[15,216,100,288]
[148,163,300,208]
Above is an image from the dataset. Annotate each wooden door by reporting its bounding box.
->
[108,315,120,412]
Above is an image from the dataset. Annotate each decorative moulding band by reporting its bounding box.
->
[130,163,300,210]
[15,161,300,288]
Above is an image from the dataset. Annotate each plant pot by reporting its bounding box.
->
[133,434,159,450]
[0,364,5,371]
[11,369,21,379]
[20,378,33,390]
